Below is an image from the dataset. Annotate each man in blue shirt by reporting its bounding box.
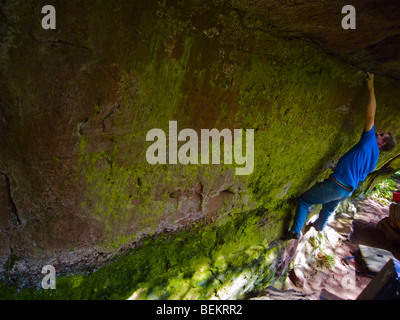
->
[286,73,396,240]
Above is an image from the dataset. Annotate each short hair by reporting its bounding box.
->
[381,133,396,152]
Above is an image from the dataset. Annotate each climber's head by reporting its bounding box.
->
[376,132,395,152]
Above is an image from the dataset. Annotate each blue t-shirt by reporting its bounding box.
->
[331,126,379,191]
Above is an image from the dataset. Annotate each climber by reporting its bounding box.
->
[285,72,396,240]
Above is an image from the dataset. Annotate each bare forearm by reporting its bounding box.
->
[366,87,376,120]
[365,73,375,132]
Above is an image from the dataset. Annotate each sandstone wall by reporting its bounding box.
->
[1,0,399,298]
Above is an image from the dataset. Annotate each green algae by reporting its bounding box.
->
[75,17,199,244]
[0,206,287,300]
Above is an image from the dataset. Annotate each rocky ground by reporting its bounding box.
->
[253,194,400,300]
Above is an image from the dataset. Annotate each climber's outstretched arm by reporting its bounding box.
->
[365,72,376,133]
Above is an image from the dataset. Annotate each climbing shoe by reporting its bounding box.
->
[304,221,321,234]
[283,230,300,240]
[303,222,314,234]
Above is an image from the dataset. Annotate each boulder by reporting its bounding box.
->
[389,203,400,230]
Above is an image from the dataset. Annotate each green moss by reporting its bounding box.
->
[0,206,287,300]
[75,17,199,243]
[229,37,365,206]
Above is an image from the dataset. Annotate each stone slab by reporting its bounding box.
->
[359,244,395,274]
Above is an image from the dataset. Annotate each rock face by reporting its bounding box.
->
[229,0,400,82]
[1,0,400,298]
